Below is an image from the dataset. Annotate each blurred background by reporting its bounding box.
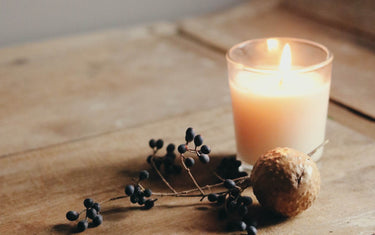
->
[0,0,246,47]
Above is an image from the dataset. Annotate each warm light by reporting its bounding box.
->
[279,44,292,72]
[267,39,278,51]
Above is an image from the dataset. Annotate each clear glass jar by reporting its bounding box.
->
[226,37,333,165]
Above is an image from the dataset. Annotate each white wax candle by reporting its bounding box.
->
[229,70,330,164]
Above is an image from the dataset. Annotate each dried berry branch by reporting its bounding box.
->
[70,127,337,235]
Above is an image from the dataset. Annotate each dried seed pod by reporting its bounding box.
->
[250,147,320,217]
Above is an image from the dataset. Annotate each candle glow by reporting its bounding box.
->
[279,43,292,85]
[227,38,332,165]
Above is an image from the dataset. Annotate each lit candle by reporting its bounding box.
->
[227,38,333,165]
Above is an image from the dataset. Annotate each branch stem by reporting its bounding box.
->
[180,155,205,195]
[308,139,329,157]
[150,157,178,194]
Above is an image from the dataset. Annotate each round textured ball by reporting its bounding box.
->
[250,147,320,217]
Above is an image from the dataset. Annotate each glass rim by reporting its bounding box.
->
[226,37,334,74]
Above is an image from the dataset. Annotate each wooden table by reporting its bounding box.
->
[1,1,374,234]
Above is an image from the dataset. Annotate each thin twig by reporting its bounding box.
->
[180,155,205,195]
[153,193,208,197]
[308,139,329,157]
[150,157,178,194]
[210,167,225,182]
[78,208,86,215]
[188,147,224,182]
[175,175,250,195]
[99,195,129,204]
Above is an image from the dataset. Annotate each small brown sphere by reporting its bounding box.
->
[250,147,320,217]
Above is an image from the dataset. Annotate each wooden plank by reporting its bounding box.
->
[0,106,374,234]
[282,0,375,39]
[328,102,375,140]
[0,22,229,156]
[180,0,375,119]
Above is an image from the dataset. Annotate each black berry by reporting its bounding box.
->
[130,195,138,204]
[166,143,175,153]
[93,202,101,212]
[207,193,218,202]
[144,189,152,197]
[83,198,94,208]
[194,135,203,146]
[86,208,97,219]
[77,220,88,232]
[66,210,79,221]
[185,127,195,142]
[139,170,149,180]
[135,189,144,198]
[235,221,247,231]
[178,144,187,154]
[199,154,210,164]
[230,188,240,197]
[93,215,103,226]
[125,184,135,196]
[144,199,155,209]
[138,197,146,205]
[156,139,164,149]
[184,157,195,168]
[246,225,257,235]
[239,196,253,206]
[200,145,211,154]
[149,139,156,148]
[224,179,236,189]
[134,185,141,195]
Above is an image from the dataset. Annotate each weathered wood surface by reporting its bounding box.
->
[0,23,230,156]
[328,102,375,140]
[1,6,375,235]
[180,0,375,119]
[1,20,374,161]
[0,106,374,234]
[282,0,375,39]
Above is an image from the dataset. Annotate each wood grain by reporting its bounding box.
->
[0,22,229,156]
[1,18,374,160]
[180,0,375,119]
[282,0,375,39]
[328,102,375,140]
[0,106,374,234]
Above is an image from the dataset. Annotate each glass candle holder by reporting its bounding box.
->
[226,38,333,165]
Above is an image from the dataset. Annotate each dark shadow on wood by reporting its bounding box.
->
[100,206,140,221]
[243,204,288,229]
[52,223,82,234]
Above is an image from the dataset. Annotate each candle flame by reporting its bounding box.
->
[279,44,292,85]
[279,43,292,71]
[267,39,278,51]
